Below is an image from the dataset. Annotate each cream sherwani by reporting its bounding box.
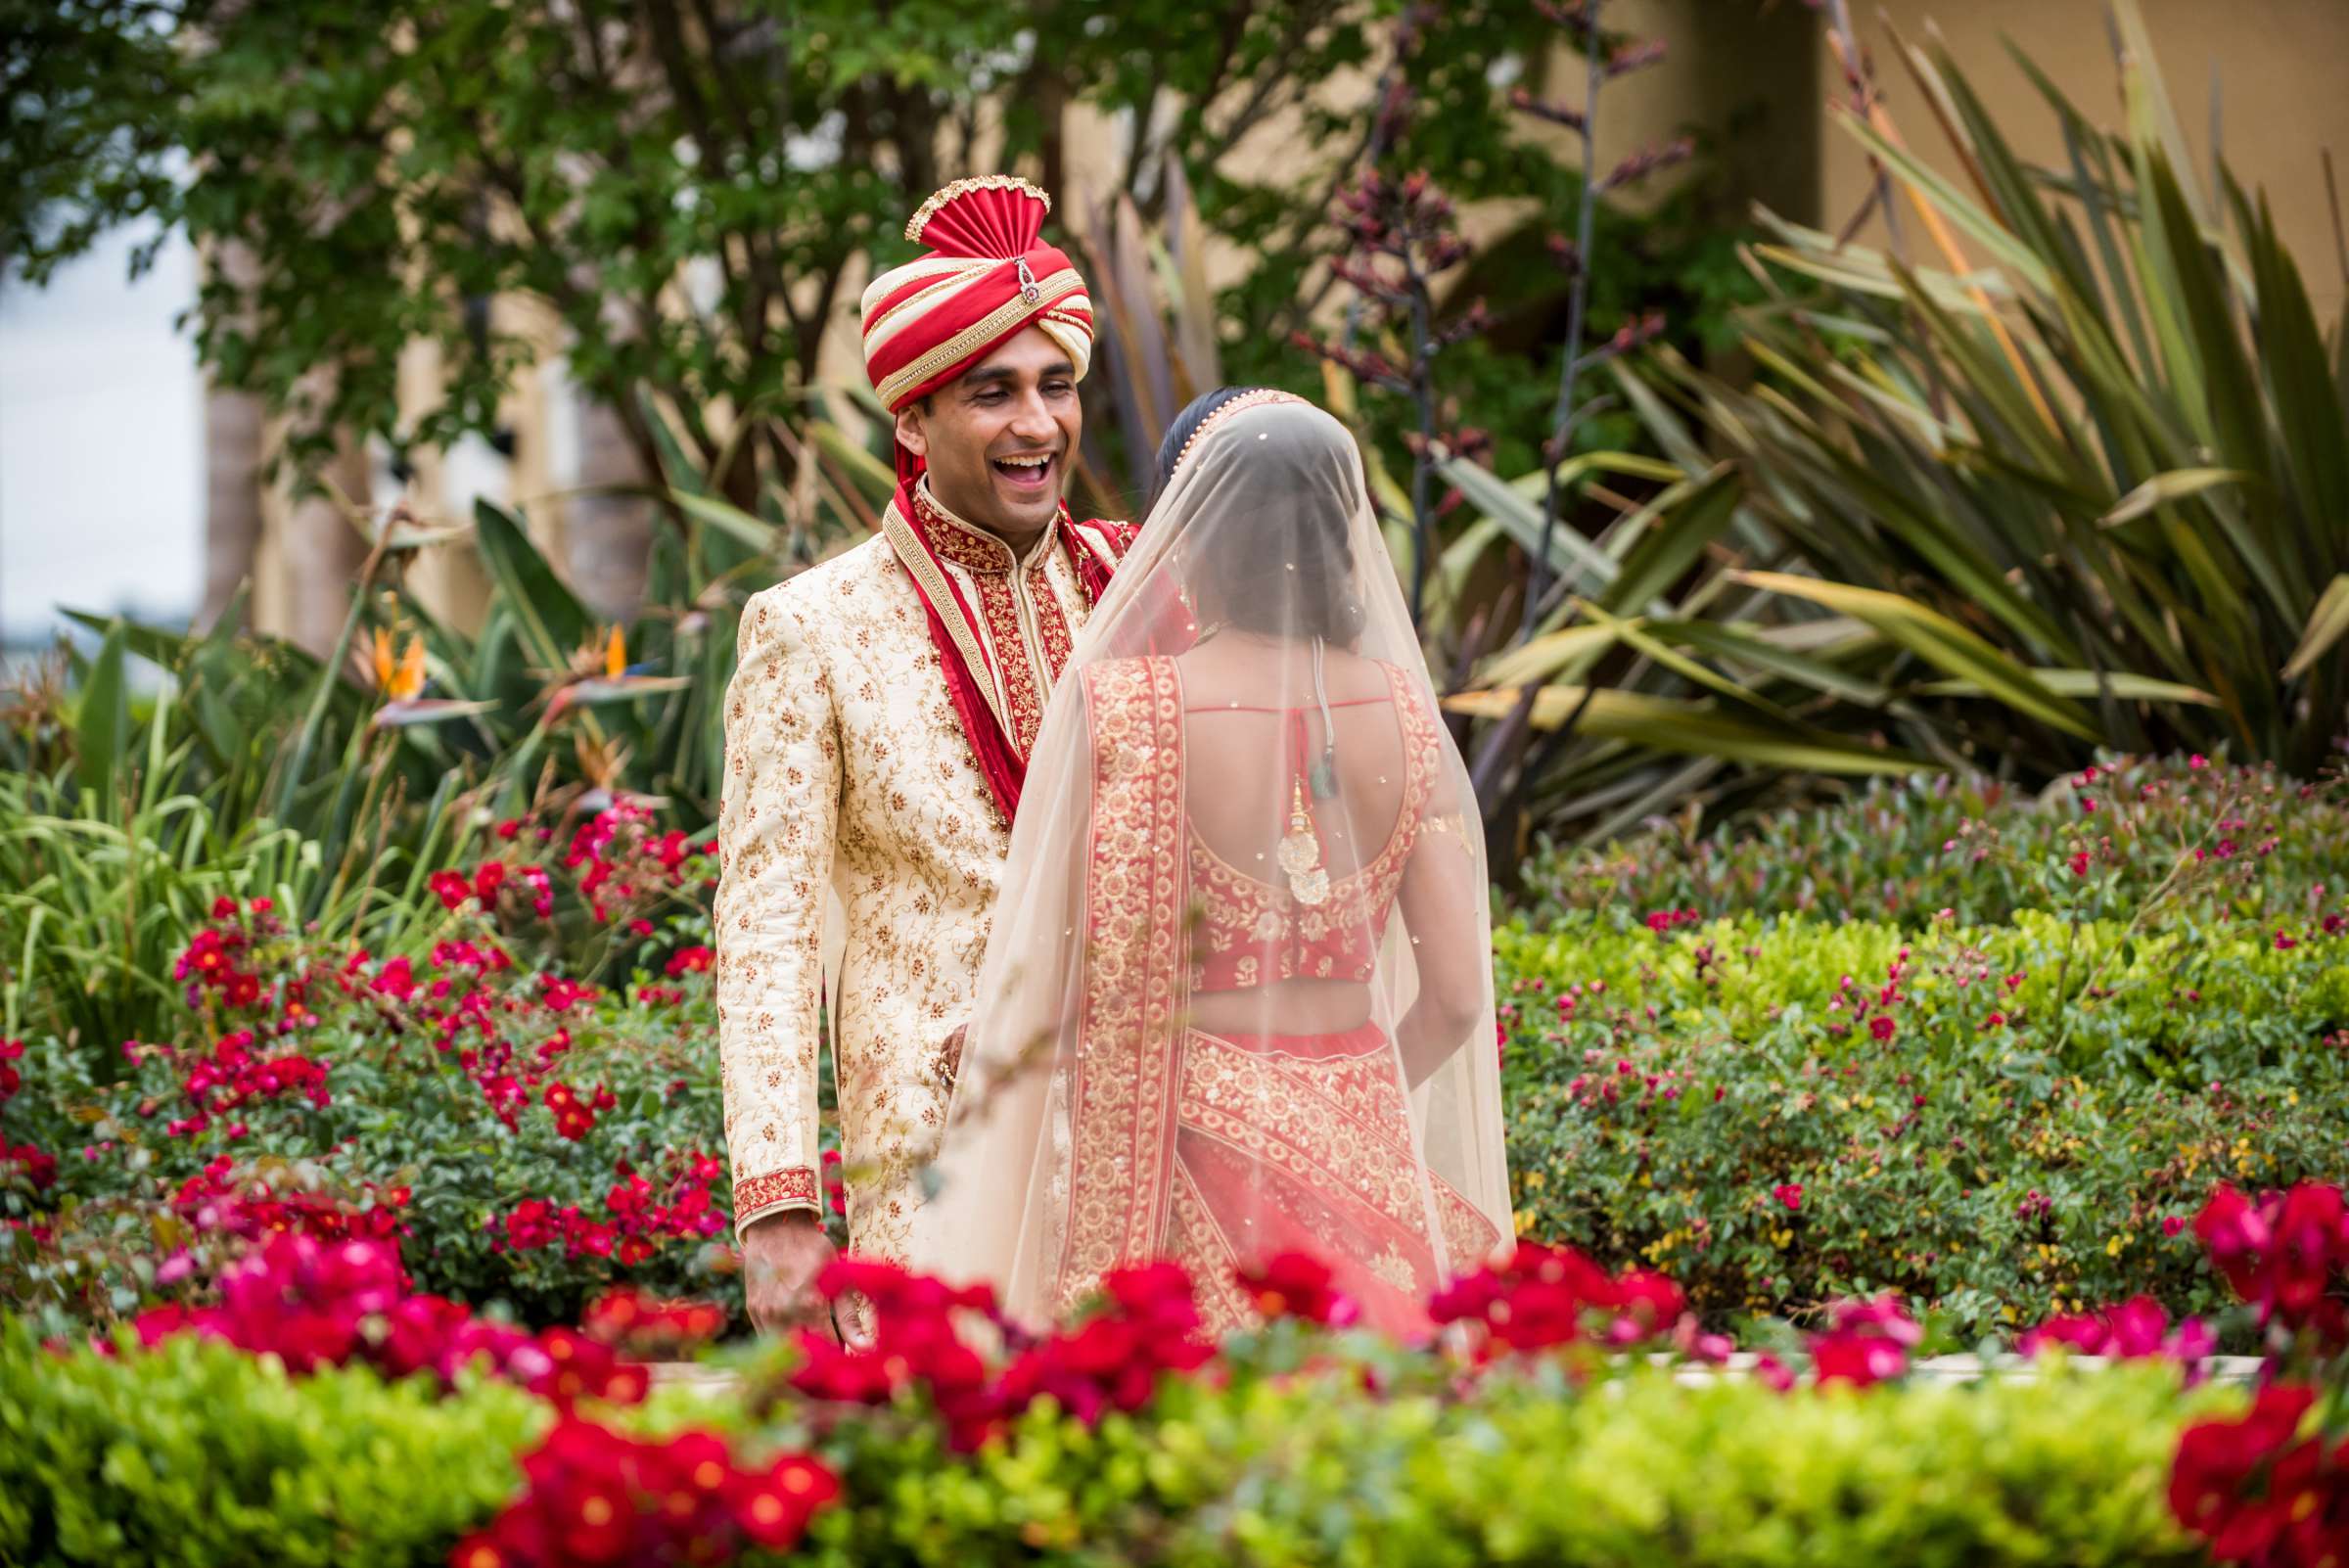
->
[715,484,1129,1261]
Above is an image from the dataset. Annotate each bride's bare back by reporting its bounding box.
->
[1172,630,1466,1041]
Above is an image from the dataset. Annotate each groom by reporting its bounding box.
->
[715,176,1136,1339]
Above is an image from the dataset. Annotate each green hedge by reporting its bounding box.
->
[1,1317,2233,1567]
[1497,910,2349,1333]
[1496,761,2349,1338]
[1517,759,2349,932]
[0,1318,545,1566]
[776,1360,2225,1566]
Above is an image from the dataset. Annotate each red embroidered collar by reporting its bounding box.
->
[910,481,1064,576]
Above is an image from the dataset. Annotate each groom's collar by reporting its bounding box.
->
[910,477,1063,576]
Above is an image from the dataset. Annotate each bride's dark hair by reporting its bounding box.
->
[1149,388,1368,647]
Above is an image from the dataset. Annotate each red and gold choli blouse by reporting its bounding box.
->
[1181,661,1446,993]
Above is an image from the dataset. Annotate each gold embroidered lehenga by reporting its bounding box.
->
[910,398,1511,1335]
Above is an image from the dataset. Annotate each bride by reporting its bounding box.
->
[908,390,1510,1335]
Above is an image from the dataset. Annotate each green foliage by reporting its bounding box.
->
[1518,758,2349,931]
[1170,1360,2216,1568]
[0,701,437,1054]
[1498,757,2349,1339]
[2,1315,2226,1568]
[1451,4,2349,842]
[0,1316,545,1567]
[0,1,1649,495]
[2,900,745,1340]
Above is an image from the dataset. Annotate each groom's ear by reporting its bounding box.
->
[894,399,930,461]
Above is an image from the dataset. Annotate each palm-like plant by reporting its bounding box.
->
[1451,1,2348,844]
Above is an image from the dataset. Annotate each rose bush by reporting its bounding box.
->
[1500,759,2349,1341]
[1520,757,2349,932]
[0,801,785,1340]
[6,755,2339,1346]
[5,1216,2240,1568]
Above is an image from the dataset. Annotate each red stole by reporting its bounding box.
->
[882,480,1128,822]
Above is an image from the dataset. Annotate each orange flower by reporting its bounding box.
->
[367,627,427,700]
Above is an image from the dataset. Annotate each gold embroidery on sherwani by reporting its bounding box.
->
[716,529,1104,1263]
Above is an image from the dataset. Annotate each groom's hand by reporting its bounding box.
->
[742,1209,840,1342]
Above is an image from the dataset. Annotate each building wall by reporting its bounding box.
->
[1823,0,2349,326]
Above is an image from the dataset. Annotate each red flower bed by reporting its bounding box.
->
[2158,1180,2349,1567]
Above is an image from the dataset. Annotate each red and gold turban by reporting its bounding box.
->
[860,176,1094,479]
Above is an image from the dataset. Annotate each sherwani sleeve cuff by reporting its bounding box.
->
[733,1166,822,1237]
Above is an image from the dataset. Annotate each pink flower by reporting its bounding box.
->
[1773,1183,1803,1213]
[1807,1295,1920,1388]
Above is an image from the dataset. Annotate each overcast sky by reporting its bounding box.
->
[0,223,203,649]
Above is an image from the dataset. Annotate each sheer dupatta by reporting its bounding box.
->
[908,398,1511,1331]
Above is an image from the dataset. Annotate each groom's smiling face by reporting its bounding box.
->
[895,327,1081,550]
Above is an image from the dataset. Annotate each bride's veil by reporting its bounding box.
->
[907,393,1511,1325]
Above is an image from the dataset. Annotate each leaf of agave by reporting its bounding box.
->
[806,419,897,507]
[1435,454,1618,593]
[2012,45,2157,377]
[1609,353,1716,478]
[1730,570,2100,739]
[1658,620,1891,706]
[1479,623,1622,689]
[1913,669,2217,705]
[2239,188,2349,567]
[2281,575,2349,681]
[2112,0,2206,224]
[2141,152,2268,488]
[1429,514,1506,628]
[1579,600,1801,722]
[669,489,778,553]
[1831,107,2053,292]
[2100,468,2264,526]
[1749,239,2011,314]
[1599,466,1739,617]
[1894,262,2072,480]
[1442,685,1931,774]
[1927,38,2106,314]
[473,499,592,676]
[74,620,132,806]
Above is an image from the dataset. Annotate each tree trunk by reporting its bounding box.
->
[1678,0,1822,231]
[566,397,655,622]
[199,386,266,632]
[199,239,267,632]
[282,431,372,659]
